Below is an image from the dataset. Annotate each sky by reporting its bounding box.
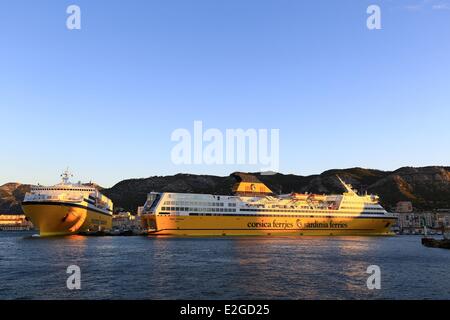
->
[0,0,449,187]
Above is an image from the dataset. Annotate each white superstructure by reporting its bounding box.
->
[143,178,392,219]
[24,170,112,216]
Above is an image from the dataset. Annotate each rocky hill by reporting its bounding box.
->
[0,183,31,214]
[103,166,450,212]
[1,166,449,214]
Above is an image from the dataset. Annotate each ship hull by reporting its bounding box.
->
[22,201,112,236]
[143,215,397,236]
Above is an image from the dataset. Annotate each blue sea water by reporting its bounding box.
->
[0,232,449,300]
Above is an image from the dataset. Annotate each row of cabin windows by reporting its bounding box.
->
[269,205,312,209]
[160,207,237,213]
[342,202,377,205]
[163,201,236,207]
[240,208,385,214]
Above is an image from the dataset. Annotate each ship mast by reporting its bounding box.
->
[336,175,356,195]
[60,168,73,185]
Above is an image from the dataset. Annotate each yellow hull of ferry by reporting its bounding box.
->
[22,202,112,236]
[143,215,397,236]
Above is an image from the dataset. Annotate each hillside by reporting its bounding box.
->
[0,183,31,214]
[102,166,450,212]
[1,166,449,214]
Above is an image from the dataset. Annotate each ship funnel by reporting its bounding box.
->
[231,172,273,197]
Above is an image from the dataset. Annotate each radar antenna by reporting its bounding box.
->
[61,168,73,184]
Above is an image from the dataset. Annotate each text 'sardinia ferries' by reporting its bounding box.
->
[141,173,397,236]
[22,170,113,236]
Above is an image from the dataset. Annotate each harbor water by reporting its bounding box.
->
[0,232,449,300]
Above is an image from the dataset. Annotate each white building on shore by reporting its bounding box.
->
[395,202,450,234]
[112,212,143,231]
[0,215,34,231]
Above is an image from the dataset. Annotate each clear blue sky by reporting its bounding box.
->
[1,0,449,187]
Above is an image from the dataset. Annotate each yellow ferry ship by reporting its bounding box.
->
[22,170,113,236]
[141,173,397,236]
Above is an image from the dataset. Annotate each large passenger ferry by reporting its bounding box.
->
[22,170,113,236]
[141,173,397,236]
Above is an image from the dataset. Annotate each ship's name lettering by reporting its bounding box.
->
[298,220,348,229]
[247,220,294,229]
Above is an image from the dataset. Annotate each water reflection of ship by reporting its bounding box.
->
[230,237,373,299]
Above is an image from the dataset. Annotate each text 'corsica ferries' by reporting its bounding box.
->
[141,173,397,236]
[22,170,113,236]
